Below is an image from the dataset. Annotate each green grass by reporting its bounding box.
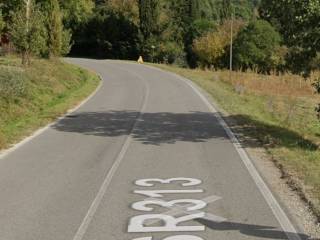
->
[0,56,100,150]
[152,63,320,217]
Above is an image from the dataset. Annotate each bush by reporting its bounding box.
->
[193,20,244,68]
[0,67,28,100]
[156,41,185,65]
[233,20,282,73]
[193,30,227,68]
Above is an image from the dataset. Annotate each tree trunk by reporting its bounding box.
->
[22,51,30,66]
[25,0,31,31]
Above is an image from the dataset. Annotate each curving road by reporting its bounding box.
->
[0,59,308,240]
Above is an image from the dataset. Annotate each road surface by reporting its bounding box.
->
[0,59,309,240]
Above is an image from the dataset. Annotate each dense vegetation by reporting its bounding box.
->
[1,0,319,75]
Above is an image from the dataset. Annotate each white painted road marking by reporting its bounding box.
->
[135,178,202,187]
[128,212,206,233]
[132,199,207,212]
[133,236,203,240]
[134,190,204,198]
[130,178,206,234]
[141,196,226,226]
[142,64,303,240]
[72,67,150,240]
[129,178,226,239]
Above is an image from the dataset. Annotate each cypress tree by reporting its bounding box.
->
[47,0,63,58]
[138,0,159,40]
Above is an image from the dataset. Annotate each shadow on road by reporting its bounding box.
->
[197,218,311,240]
[52,110,319,151]
[52,111,316,239]
[52,110,229,145]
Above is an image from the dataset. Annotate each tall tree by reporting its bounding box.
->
[47,0,64,57]
[138,0,159,40]
[59,0,94,30]
[10,1,47,65]
[260,0,320,75]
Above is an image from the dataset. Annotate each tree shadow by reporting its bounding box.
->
[52,111,228,145]
[197,219,312,240]
[52,110,319,150]
[224,114,319,152]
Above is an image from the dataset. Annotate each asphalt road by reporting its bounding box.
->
[0,59,309,240]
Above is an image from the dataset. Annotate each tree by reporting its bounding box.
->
[138,0,160,60]
[71,5,140,59]
[220,0,232,21]
[0,10,4,34]
[0,0,21,23]
[193,31,227,68]
[193,20,238,68]
[59,0,94,30]
[105,0,139,24]
[10,1,47,65]
[233,20,282,73]
[139,0,159,40]
[260,0,320,75]
[193,19,244,68]
[46,0,71,57]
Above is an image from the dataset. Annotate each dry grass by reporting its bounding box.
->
[218,70,317,98]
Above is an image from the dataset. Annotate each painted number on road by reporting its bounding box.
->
[129,178,206,240]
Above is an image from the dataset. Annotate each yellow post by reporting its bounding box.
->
[137,56,144,64]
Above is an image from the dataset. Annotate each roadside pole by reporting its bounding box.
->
[229,5,234,84]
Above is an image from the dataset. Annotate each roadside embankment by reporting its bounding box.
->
[0,56,100,150]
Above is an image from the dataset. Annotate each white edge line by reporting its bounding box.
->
[72,64,150,240]
[0,66,103,161]
[140,64,302,240]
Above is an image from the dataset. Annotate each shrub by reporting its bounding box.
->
[0,67,28,100]
[193,31,227,68]
[233,20,282,73]
[193,20,244,68]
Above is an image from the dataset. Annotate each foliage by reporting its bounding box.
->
[193,30,228,68]
[46,0,69,57]
[9,3,47,65]
[58,0,94,30]
[0,0,21,23]
[105,0,139,24]
[0,10,5,34]
[220,0,232,21]
[71,6,140,59]
[193,20,244,68]
[260,0,320,75]
[139,0,160,40]
[0,66,27,100]
[233,20,282,73]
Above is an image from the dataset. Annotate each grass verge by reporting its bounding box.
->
[152,63,320,219]
[0,56,100,150]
